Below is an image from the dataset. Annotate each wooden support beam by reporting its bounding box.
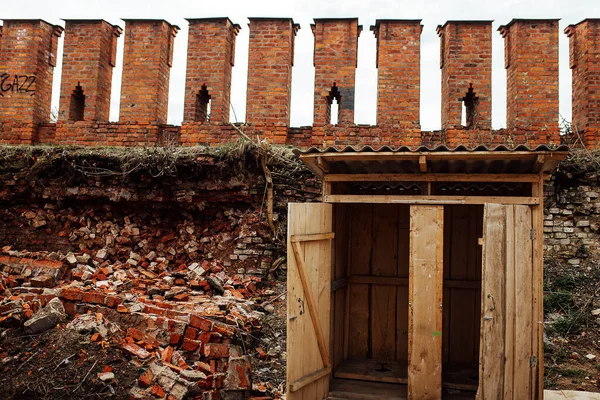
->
[323,173,540,183]
[324,195,539,205]
[316,156,331,173]
[291,232,335,243]
[291,241,331,369]
[331,277,348,291]
[348,275,480,289]
[289,366,332,392]
[533,155,546,173]
[419,155,427,173]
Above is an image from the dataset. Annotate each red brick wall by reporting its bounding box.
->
[0,16,589,150]
[566,19,600,147]
[58,20,121,123]
[245,18,298,128]
[499,19,560,145]
[119,20,179,125]
[0,20,62,134]
[183,18,240,124]
[311,19,361,127]
[371,20,422,127]
[437,21,492,131]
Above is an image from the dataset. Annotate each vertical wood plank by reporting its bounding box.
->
[348,204,372,358]
[503,206,516,399]
[316,203,333,398]
[449,206,474,364]
[332,204,347,369]
[513,205,533,396]
[396,205,410,361]
[408,206,444,400]
[532,177,544,400]
[477,204,506,399]
[371,204,398,360]
[442,207,452,365]
[287,203,306,400]
[286,203,333,400]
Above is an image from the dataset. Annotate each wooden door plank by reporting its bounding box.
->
[532,177,544,399]
[287,203,306,399]
[408,205,444,400]
[397,205,410,362]
[286,203,333,400]
[503,205,516,399]
[333,205,347,369]
[348,204,372,359]
[513,205,533,396]
[442,207,452,365]
[371,204,399,360]
[477,204,507,399]
[317,203,333,398]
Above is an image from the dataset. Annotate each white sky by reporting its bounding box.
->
[2,0,600,130]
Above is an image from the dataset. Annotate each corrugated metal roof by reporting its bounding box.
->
[296,144,570,179]
[295,144,569,155]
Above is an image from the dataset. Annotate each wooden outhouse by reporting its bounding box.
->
[286,146,569,400]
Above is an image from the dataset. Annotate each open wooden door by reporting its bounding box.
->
[477,204,539,400]
[286,203,334,400]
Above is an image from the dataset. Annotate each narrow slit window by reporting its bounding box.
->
[326,83,342,125]
[69,83,85,122]
[462,84,479,129]
[195,84,211,122]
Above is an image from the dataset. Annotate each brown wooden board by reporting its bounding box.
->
[371,204,399,360]
[514,206,533,395]
[348,204,372,359]
[333,204,347,369]
[408,206,444,400]
[287,203,333,400]
[396,205,410,361]
[477,204,535,399]
[478,204,507,398]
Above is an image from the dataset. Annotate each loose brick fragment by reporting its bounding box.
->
[122,343,151,360]
[189,315,212,331]
[203,343,229,359]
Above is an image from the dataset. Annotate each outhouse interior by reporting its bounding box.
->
[286,146,569,400]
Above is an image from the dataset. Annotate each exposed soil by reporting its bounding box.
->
[250,278,287,398]
[0,326,139,399]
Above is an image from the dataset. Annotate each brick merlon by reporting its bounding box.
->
[498,18,560,34]
[61,19,123,35]
[2,19,64,36]
[247,17,300,34]
[185,17,241,31]
[565,18,600,34]
[121,18,180,31]
[371,19,422,32]
[436,20,493,36]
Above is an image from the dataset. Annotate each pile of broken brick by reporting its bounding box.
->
[0,241,279,399]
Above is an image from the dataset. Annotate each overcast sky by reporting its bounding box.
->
[3,0,600,130]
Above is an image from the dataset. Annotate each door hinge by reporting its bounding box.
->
[530,356,537,368]
[530,228,536,241]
